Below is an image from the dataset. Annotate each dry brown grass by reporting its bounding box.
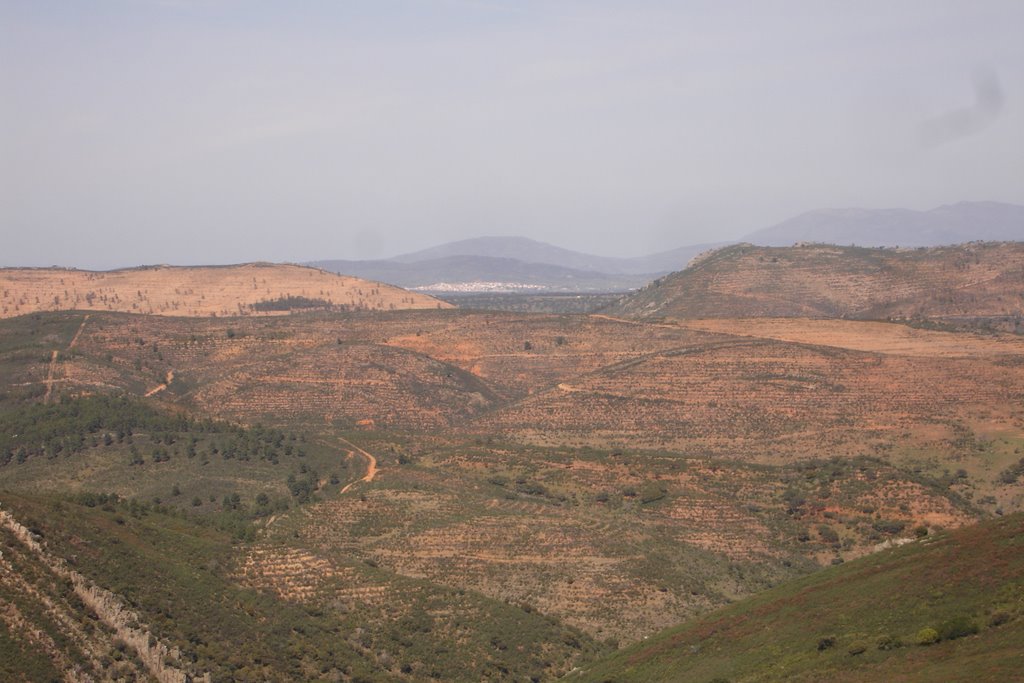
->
[0,263,449,318]
[481,333,1024,461]
[679,317,1024,357]
[22,310,1024,470]
[608,241,1024,324]
[7,307,1017,649]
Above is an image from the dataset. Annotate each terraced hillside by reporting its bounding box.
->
[604,242,1024,329]
[482,331,1024,462]
[0,491,606,682]
[578,512,1024,683]
[0,262,450,319]
[278,435,981,642]
[4,309,1022,512]
[4,306,1023,663]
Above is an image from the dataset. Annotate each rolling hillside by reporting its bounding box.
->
[0,263,450,319]
[578,512,1024,682]
[3,258,1024,680]
[4,307,1022,647]
[603,242,1024,329]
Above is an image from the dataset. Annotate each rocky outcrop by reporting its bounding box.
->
[0,505,208,683]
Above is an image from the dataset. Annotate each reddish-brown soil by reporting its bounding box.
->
[606,241,1024,326]
[679,317,1024,357]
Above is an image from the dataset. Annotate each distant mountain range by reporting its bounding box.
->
[310,239,725,293]
[306,254,657,292]
[745,201,1024,247]
[386,236,727,276]
[310,201,1022,293]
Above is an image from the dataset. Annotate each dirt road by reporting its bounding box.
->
[144,370,175,398]
[588,313,683,330]
[42,350,58,404]
[68,314,90,349]
[338,436,378,493]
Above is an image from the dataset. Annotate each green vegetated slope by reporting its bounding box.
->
[603,241,1024,329]
[0,316,610,680]
[0,394,347,532]
[578,512,1024,683]
[0,491,607,682]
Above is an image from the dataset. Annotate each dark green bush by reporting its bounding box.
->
[937,616,978,641]
[872,519,906,535]
[876,634,902,650]
[639,482,666,504]
[989,611,1012,627]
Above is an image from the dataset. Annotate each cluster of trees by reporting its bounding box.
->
[0,395,195,465]
[251,295,332,312]
[998,456,1024,484]
[0,395,304,468]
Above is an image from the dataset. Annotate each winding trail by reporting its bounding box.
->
[42,350,59,404]
[67,314,90,349]
[588,313,683,330]
[338,436,378,493]
[41,315,91,405]
[144,370,175,398]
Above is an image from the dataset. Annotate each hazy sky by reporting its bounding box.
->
[2,1,1022,269]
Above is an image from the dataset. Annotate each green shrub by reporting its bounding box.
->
[872,519,906,535]
[515,480,547,496]
[876,634,902,650]
[937,616,978,641]
[989,611,1012,628]
[916,627,939,646]
[639,482,666,504]
[847,640,867,655]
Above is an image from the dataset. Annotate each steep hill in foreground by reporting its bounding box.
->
[0,490,604,682]
[578,512,1024,683]
[0,263,449,318]
[604,242,1024,328]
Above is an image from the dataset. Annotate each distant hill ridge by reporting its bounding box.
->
[312,238,725,293]
[745,201,1024,247]
[0,262,449,318]
[604,241,1024,329]
[308,254,658,292]
[387,236,726,275]
[310,202,1020,293]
